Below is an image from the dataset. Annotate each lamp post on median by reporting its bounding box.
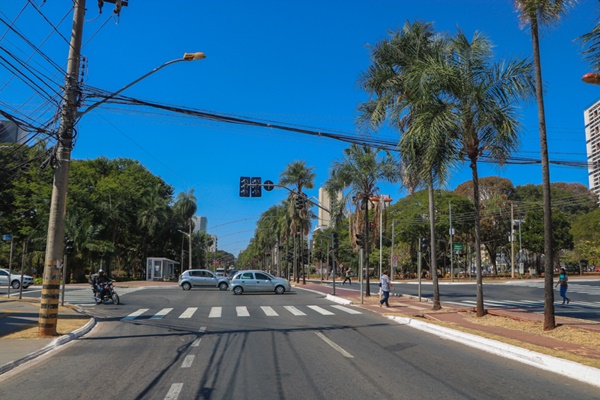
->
[37,0,206,337]
[178,230,193,271]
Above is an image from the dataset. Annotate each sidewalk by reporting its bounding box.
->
[1,279,600,388]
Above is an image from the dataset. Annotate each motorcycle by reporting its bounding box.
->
[92,281,120,305]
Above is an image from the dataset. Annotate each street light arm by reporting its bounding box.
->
[246,182,331,213]
[77,52,205,118]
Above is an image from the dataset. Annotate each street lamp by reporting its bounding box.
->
[178,230,193,271]
[582,73,600,85]
[370,195,392,280]
[38,5,206,337]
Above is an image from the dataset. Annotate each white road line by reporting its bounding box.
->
[122,308,149,321]
[181,355,195,368]
[209,307,222,318]
[308,305,334,315]
[179,307,197,319]
[261,306,278,316]
[151,308,173,319]
[331,305,362,314]
[199,326,206,332]
[164,383,183,400]
[236,306,250,317]
[315,332,354,358]
[284,306,306,316]
[191,338,202,347]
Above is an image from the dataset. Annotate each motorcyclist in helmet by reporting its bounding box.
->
[91,269,112,300]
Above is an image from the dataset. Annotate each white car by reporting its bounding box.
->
[229,270,291,295]
[0,268,34,289]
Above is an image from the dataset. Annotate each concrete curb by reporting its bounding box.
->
[388,315,600,389]
[0,309,96,376]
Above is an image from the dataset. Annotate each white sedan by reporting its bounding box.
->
[0,268,34,289]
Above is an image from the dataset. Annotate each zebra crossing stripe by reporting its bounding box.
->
[179,307,197,319]
[122,308,149,321]
[209,307,222,318]
[332,305,362,314]
[284,306,306,316]
[236,306,250,317]
[164,383,183,400]
[308,305,334,315]
[152,308,173,319]
[181,355,195,368]
[261,306,278,316]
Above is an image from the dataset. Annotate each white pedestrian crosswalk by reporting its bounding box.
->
[445,299,600,310]
[505,281,600,296]
[121,304,362,321]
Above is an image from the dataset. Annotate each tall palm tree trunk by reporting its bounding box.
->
[428,177,441,310]
[470,158,485,317]
[530,17,555,331]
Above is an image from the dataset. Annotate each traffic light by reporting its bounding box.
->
[355,233,365,248]
[295,193,305,210]
[65,239,75,255]
[250,177,262,197]
[332,232,339,250]
[420,238,429,252]
[369,221,375,232]
[239,177,250,197]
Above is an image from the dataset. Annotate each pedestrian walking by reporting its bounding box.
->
[555,266,571,305]
[342,268,351,285]
[379,270,393,308]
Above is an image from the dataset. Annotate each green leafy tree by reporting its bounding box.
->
[455,177,517,275]
[521,208,574,273]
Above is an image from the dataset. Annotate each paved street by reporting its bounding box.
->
[1,285,599,400]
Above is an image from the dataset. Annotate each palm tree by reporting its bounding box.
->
[514,0,578,330]
[325,144,401,296]
[174,189,197,270]
[435,31,534,316]
[357,20,453,308]
[279,161,316,283]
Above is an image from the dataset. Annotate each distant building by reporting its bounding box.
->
[192,216,207,233]
[0,120,26,144]
[584,100,600,202]
[315,187,342,231]
[209,234,218,252]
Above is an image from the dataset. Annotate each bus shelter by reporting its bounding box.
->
[146,257,179,281]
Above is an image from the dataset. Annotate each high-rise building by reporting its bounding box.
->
[0,120,26,144]
[315,187,343,231]
[584,100,600,201]
[192,216,207,233]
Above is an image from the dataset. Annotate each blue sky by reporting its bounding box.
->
[2,0,599,257]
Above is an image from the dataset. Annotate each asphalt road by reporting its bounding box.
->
[1,286,599,399]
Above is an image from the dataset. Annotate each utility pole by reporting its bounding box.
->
[38,0,86,336]
[511,202,515,279]
[449,201,454,283]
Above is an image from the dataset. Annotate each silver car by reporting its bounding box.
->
[0,268,34,290]
[178,269,229,291]
[229,270,291,295]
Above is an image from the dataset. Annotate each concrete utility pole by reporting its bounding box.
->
[38,0,86,337]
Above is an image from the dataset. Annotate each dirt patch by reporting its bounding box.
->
[1,306,91,339]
